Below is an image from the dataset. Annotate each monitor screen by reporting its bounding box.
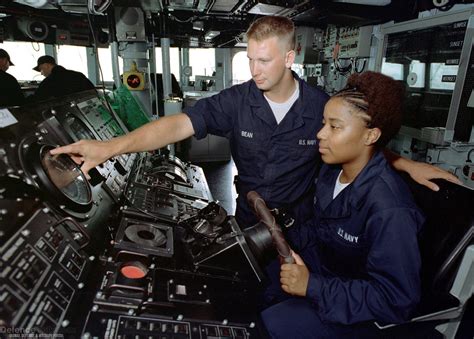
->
[381,19,468,129]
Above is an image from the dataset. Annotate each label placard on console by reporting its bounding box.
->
[0,109,18,128]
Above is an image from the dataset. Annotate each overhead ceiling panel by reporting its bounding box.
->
[210,0,241,12]
[168,0,195,10]
[141,0,163,12]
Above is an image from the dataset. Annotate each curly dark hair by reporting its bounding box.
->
[333,71,404,148]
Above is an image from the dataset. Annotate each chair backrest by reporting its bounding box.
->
[403,176,474,313]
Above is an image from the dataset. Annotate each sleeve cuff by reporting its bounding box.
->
[306,273,323,304]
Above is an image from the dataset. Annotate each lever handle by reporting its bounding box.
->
[247,191,294,264]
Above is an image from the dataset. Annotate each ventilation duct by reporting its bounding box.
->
[115,7,146,42]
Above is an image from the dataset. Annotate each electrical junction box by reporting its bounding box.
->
[294,27,324,64]
[338,25,373,58]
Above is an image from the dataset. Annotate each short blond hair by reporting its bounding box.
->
[246,16,295,51]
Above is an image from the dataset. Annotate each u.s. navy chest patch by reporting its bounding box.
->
[337,227,359,243]
[298,139,317,146]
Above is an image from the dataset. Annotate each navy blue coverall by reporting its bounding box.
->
[262,151,425,338]
[184,74,328,228]
[29,65,95,103]
[0,70,24,107]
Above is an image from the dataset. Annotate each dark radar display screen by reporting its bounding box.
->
[41,149,91,206]
[381,20,467,129]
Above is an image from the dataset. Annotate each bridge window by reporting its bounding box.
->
[155,47,181,80]
[189,48,215,81]
[97,46,123,82]
[0,41,45,81]
[232,51,251,84]
[56,45,88,76]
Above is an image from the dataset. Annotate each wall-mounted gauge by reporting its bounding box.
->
[27,143,92,213]
[182,66,193,77]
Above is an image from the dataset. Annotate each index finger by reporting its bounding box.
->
[430,166,462,184]
[441,172,462,185]
[426,172,463,191]
[50,143,79,156]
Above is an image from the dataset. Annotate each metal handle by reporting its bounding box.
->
[54,217,90,249]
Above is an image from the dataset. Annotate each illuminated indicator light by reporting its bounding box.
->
[121,265,146,279]
[126,74,141,88]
